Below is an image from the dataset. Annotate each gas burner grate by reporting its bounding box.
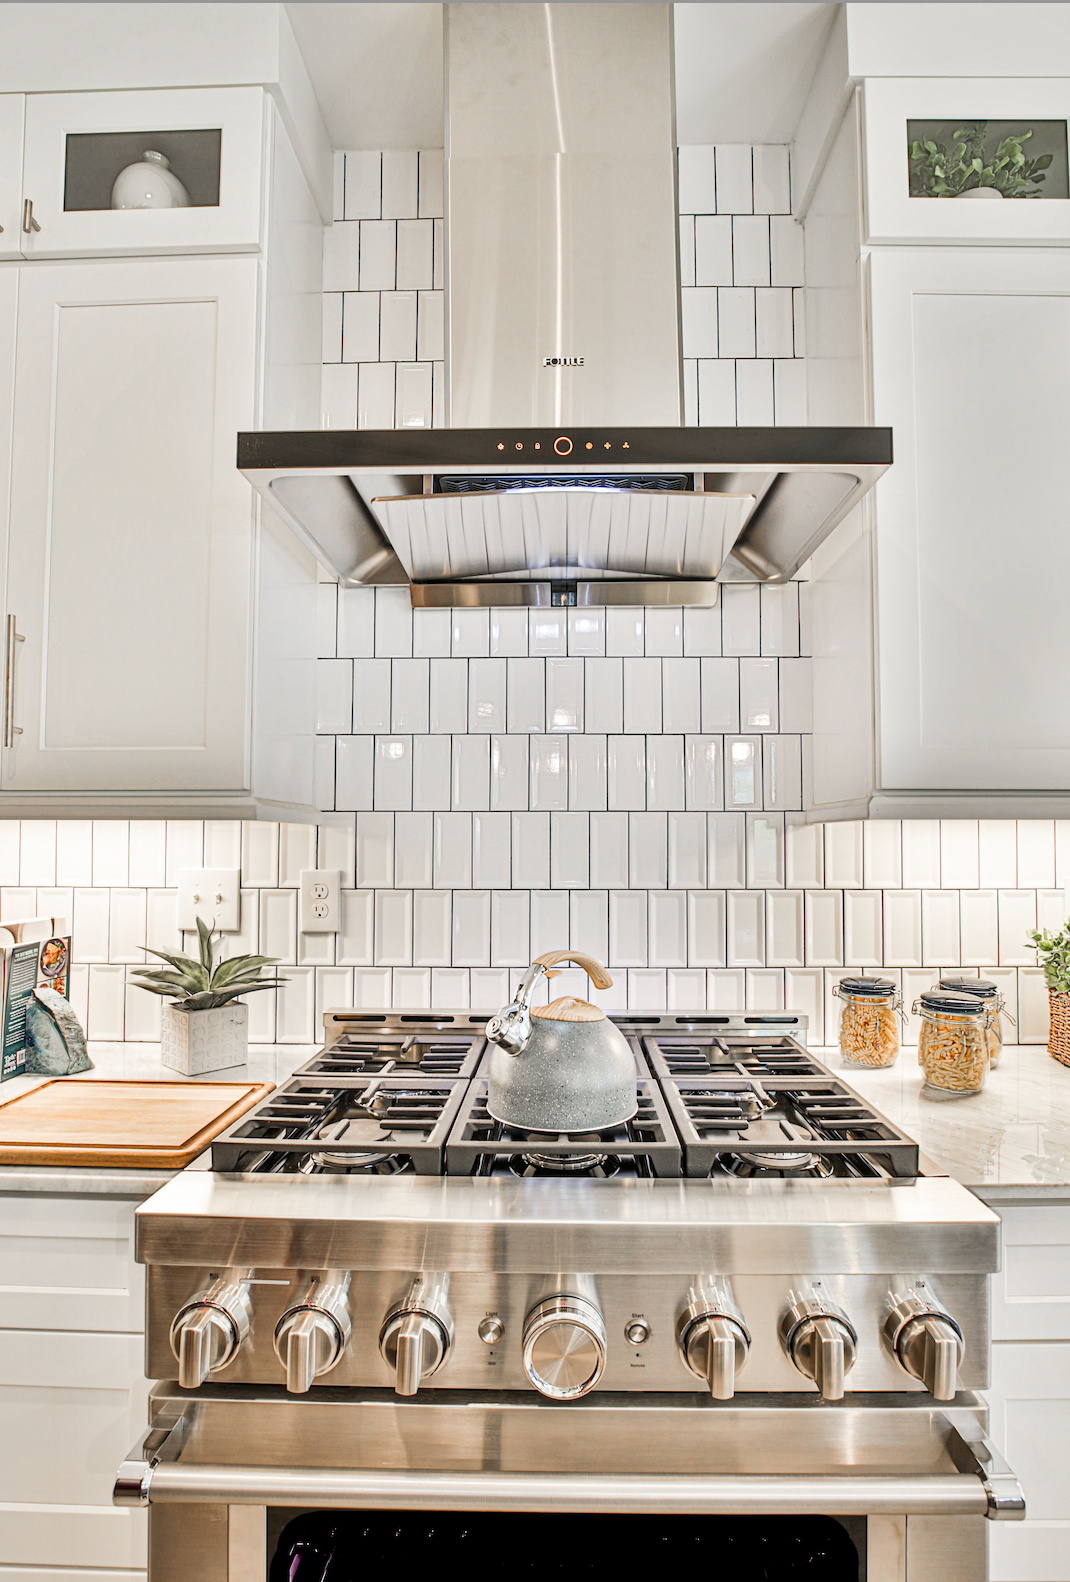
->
[645,1035,827,1081]
[308,1031,484,1079]
[211,1075,468,1175]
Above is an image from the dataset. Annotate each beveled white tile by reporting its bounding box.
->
[413,606,451,658]
[429,658,468,733]
[316,659,353,734]
[766,889,804,967]
[668,811,707,889]
[680,214,696,288]
[981,966,1017,1034]
[740,659,778,733]
[1038,887,1068,933]
[146,889,180,955]
[752,145,790,213]
[998,891,1037,965]
[374,890,413,965]
[570,890,609,964]
[351,658,390,732]
[727,890,764,967]
[490,608,529,657]
[1017,966,1049,1043]
[56,821,93,887]
[491,890,530,967]
[922,890,959,967]
[470,967,510,1013]
[684,606,721,657]
[529,610,567,656]
[451,608,489,658]
[883,890,922,968]
[382,150,418,218]
[321,362,358,428]
[694,214,732,284]
[785,817,823,888]
[546,658,584,732]
[550,812,589,889]
[434,812,472,888]
[298,924,336,967]
[204,820,242,870]
[337,587,376,658]
[678,144,717,211]
[315,735,336,812]
[90,821,129,887]
[319,814,357,887]
[1018,820,1056,888]
[649,891,687,967]
[936,820,977,889]
[452,734,490,810]
[623,659,662,733]
[512,812,549,889]
[352,967,392,1008]
[337,888,374,964]
[108,889,146,964]
[718,287,755,358]
[647,736,684,811]
[413,890,451,966]
[260,888,298,964]
[644,608,683,658]
[317,964,355,1026]
[732,214,769,285]
[344,151,380,220]
[68,962,89,1034]
[590,813,629,888]
[900,820,940,889]
[774,358,807,422]
[979,820,1018,887]
[785,968,823,1042]
[630,812,667,888]
[698,358,736,423]
[375,588,413,657]
[605,609,645,657]
[323,218,361,289]
[356,812,394,888]
[584,658,623,734]
[681,287,718,359]
[419,149,444,217]
[626,969,665,1010]
[821,822,863,891]
[708,813,746,887]
[609,890,647,967]
[568,735,607,811]
[473,812,511,888]
[341,290,379,363]
[335,737,374,811]
[666,968,707,1010]
[125,970,162,1042]
[167,823,205,889]
[770,215,806,285]
[662,658,701,732]
[863,820,901,889]
[701,659,739,732]
[87,964,125,1042]
[688,891,726,967]
[416,291,444,363]
[374,736,413,811]
[19,822,56,888]
[413,735,452,810]
[960,889,998,966]
[608,736,646,811]
[431,967,470,1006]
[394,812,433,888]
[1,886,36,921]
[805,891,843,967]
[685,736,723,811]
[491,734,529,812]
[755,287,794,358]
[725,737,760,809]
[433,219,444,290]
[529,735,568,811]
[397,218,433,289]
[747,813,784,887]
[393,967,432,1008]
[567,608,604,657]
[507,658,545,733]
[378,290,417,360]
[391,658,430,734]
[747,968,784,1010]
[759,584,799,657]
[530,890,570,958]
[708,968,747,1011]
[720,585,760,656]
[844,890,883,967]
[683,357,698,423]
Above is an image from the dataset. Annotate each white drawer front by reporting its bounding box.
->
[992,1205,1070,1340]
[0,1196,143,1332]
[987,1340,1070,1581]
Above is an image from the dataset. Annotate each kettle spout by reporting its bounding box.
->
[486,1004,530,1056]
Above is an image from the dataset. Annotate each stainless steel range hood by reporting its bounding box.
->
[238,3,891,607]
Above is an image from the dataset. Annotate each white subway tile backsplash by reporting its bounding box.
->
[610,890,647,966]
[206,820,243,870]
[773,359,807,422]
[883,890,923,968]
[645,609,683,658]
[979,820,1017,887]
[382,151,418,220]
[430,659,468,734]
[683,359,698,425]
[512,813,549,889]
[805,890,843,967]
[708,813,746,888]
[344,151,381,220]
[786,818,823,888]
[352,967,392,1007]
[695,215,732,285]
[766,889,804,967]
[756,288,793,357]
[662,658,700,733]
[56,821,93,887]
[590,813,629,888]
[378,291,416,360]
[342,290,379,362]
[374,890,413,965]
[960,889,998,966]
[667,968,707,1009]
[338,589,376,659]
[709,968,747,1010]
[647,737,685,812]
[747,968,784,1010]
[727,890,764,967]
[736,360,774,424]
[316,659,354,734]
[1017,820,1056,888]
[725,737,760,808]
[668,811,707,889]
[608,736,646,811]
[720,586,761,657]
[73,888,110,963]
[863,821,902,889]
[700,658,740,732]
[260,888,298,964]
[747,814,784,887]
[681,287,718,358]
[567,609,604,657]
[88,964,126,1042]
[468,659,506,733]
[685,736,723,811]
[752,146,790,213]
[715,145,754,213]
[1018,966,1049,1043]
[678,145,718,212]
[418,150,444,219]
[550,812,590,889]
[396,219,434,290]
[432,812,471,889]
[688,890,726,967]
[759,585,799,657]
[569,736,607,811]
[649,890,687,967]
[679,214,696,288]
[844,890,883,966]
[393,967,432,1007]
[530,890,570,959]
[473,812,511,888]
[717,287,756,357]
[740,658,778,732]
[546,659,584,733]
[529,611,567,657]
[1037,887,1067,934]
[530,735,568,811]
[490,735,529,812]
[770,215,805,285]
[697,358,736,423]
[998,889,1037,964]
[606,609,645,657]
[335,737,374,810]
[785,967,823,1041]
[630,812,667,889]
[508,658,546,733]
[375,736,413,811]
[623,659,662,734]
[492,890,530,966]
[490,608,529,657]
[763,735,802,811]
[452,890,491,966]
[732,215,769,285]
[395,812,434,888]
[825,821,863,888]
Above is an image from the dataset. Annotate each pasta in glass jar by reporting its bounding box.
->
[938,977,1011,1070]
[834,976,902,1067]
[915,992,990,1099]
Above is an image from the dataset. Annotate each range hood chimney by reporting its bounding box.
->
[237,4,891,607]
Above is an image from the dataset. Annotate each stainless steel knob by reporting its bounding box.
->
[677,1279,750,1400]
[780,1294,858,1401]
[884,1289,964,1401]
[273,1272,352,1395]
[523,1294,607,1399]
[169,1270,252,1388]
[478,1316,504,1345]
[379,1276,453,1397]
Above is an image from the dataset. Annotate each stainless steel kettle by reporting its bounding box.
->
[485,951,636,1133]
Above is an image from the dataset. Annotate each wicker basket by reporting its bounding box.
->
[1049,989,1070,1067]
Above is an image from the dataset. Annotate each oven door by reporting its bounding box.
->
[115,1385,1024,1582]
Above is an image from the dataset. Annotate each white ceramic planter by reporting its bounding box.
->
[161,1001,248,1075]
[956,186,1004,199]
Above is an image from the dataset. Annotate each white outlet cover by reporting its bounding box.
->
[300,869,341,934]
[177,869,241,933]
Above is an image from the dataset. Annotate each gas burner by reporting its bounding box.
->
[308,1151,414,1177]
[719,1150,836,1181]
[511,1135,621,1179]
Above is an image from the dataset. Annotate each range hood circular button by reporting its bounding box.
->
[554,436,573,456]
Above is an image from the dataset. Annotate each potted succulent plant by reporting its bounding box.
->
[132,917,283,1075]
[1026,923,1070,1068]
[909,122,1053,198]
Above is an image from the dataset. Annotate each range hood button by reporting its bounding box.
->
[554,436,572,456]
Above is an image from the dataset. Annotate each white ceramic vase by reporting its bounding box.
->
[161,1001,248,1075]
[111,150,191,210]
[956,186,1003,199]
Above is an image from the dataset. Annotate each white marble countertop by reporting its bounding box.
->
[0,1039,1068,1202]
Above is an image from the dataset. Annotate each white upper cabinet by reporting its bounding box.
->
[0,96,25,260]
[869,246,1070,798]
[3,255,260,795]
[20,86,264,258]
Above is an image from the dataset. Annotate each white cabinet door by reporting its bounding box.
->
[870,248,1070,794]
[0,1194,143,1331]
[4,255,259,793]
[986,1340,1070,1581]
[0,95,25,260]
[21,87,264,259]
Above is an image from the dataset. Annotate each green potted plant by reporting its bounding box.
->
[132,917,283,1075]
[909,122,1053,199]
[1026,923,1070,1067]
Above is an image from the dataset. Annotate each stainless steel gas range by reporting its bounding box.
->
[115,1009,1024,1582]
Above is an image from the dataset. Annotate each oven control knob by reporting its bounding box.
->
[523,1295,607,1400]
[780,1295,858,1401]
[273,1272,352,1395]
[884,1289,965,1401]
[379,1277,454,1397]
[677,1310,750,1400]
[169,1270,253,1389]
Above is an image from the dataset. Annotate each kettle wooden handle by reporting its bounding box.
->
[533,950,613,990]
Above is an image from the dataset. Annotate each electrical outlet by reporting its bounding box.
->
[177,869,241,932]
[300,869,341,933]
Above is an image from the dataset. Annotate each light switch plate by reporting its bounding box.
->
[177,869,241,933]
[300,869,341,933]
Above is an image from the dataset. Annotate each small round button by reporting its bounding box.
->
[554,435,573,456]
[478,1316,504,1345]
[625,1321,650,1345]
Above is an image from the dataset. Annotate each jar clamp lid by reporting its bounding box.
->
[834,976,897,998]
[916,991,988,1016]
[938,976,1015,1024]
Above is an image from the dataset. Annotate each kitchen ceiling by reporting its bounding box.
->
[284,2,837,151]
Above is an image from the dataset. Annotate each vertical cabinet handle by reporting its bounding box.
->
[22,200,40,235]
[5,615,24,747]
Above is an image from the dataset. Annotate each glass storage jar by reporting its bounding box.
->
[914,991,991,1099]
[937,976,1013,1070]
[833,976,902,1067]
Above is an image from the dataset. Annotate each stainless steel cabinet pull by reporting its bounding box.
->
[5,615,24,748]
[22,199,40,235]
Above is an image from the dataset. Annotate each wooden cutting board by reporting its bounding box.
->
[0,1079,274,1167]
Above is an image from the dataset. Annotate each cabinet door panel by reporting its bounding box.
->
[5,256,258,792]
[0,96,24,259]
[870,248,1070,792]
[0,1194,143,1331]
[986,1340,1070,1580]
[991,1205,1070,1341]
